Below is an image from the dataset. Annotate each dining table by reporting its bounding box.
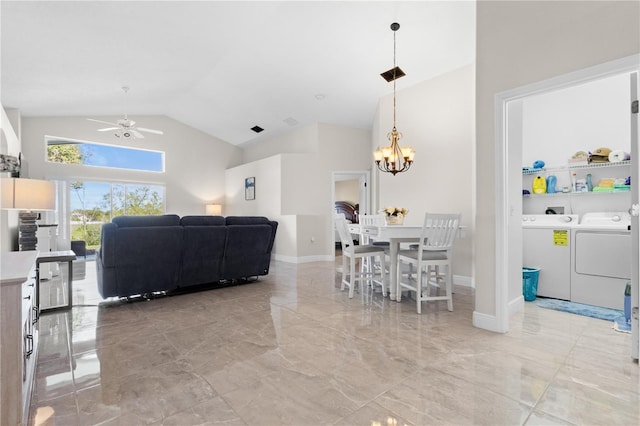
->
[348,222,465,301]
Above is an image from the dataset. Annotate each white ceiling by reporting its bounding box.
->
[1,1,475,146]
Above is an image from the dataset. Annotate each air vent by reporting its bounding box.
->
[381,66,406,82]
[251,125,264,133]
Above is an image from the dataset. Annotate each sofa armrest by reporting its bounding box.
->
[99,223,117,268]
[224,224,276,279]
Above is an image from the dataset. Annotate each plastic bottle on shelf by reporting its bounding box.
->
[571,172,577,192]
[586,173,593,192]
[532,176,546,194]
[546,175,557,193]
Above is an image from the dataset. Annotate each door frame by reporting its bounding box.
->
[494,54,640,335]
[331,171,370,215]
[331,171,370,251]
[630,70,639,360]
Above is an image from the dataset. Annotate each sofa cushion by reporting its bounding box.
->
[180,215,225,226]
[224,224,275,279]
[113,225,184,296]
[225,216,271,225]
[112,214,180,227]
[181,225,227,286]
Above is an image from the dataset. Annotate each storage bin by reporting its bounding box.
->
[522,267,540,301]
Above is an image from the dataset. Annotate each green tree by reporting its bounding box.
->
[47,143,84,164]
[102,185,164,217]
[71,182,104,245]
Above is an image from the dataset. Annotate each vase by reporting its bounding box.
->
[386,214,404,225]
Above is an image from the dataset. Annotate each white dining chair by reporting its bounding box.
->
[358,214,389,244]
[335,214,386,298]
[358,214,389,276]
[397,213,461,314]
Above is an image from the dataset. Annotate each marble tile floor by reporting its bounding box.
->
[29,259,639,425]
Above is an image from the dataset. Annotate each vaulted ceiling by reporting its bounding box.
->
[1,1,475,146]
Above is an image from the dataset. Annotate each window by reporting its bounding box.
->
[70,180,165,250]
[46,137,164,172]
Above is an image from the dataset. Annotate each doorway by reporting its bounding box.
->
[331,171,370,248]
[495,55,639,359]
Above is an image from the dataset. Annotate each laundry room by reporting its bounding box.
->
[521,72,633,311]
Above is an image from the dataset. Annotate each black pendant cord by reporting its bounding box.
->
[392,23,398,130]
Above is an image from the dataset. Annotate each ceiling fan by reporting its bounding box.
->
[87,86,163,139]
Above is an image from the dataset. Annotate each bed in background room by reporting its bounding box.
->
[334,201,359,246]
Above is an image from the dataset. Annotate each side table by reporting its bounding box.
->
[36,250,77,313]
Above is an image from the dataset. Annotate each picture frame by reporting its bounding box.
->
[245,177,255,200]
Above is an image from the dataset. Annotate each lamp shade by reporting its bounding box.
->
[205,204,222,216]
[1,178,56,210]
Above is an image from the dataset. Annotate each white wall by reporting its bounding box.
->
[0,106,22,251]
[228,123,371,262]
[20,115,242,216]
[242,124,318,163]
[374,64,475,279]
[476,0,640,325]
[16,115,241,248]
[224,155,282,218]
[522,73,631,168]
[521,72,632,216]
[224,152,330,261]
[334,179,359,204]
[224,154,301,258]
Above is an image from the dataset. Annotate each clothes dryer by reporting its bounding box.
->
[571,212,631,310]
[522,214,578,300]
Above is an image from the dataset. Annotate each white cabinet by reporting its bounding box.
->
[1,251,39,426]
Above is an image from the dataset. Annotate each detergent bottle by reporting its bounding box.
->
[532,176,546,194]
[546,175,557,194]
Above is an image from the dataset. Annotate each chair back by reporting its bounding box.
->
[419,213,461,252]
[358,214,386,244]
[334,214,354,250]
[359,214,386,227]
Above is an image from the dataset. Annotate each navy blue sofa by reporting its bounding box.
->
[96,214,278,299]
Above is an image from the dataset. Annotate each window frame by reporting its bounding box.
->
[45,135,166,173]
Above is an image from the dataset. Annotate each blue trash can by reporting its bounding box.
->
[522,267,540,301]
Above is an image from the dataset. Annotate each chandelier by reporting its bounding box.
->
[374,22,415,175]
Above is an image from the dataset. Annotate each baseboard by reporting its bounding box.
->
[274,254,334,264]
[454,274,474,288]
[508,295,525,316]
[472,311,507,333]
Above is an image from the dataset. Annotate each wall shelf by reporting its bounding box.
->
[523,160,631,175]
[523,190,630,198]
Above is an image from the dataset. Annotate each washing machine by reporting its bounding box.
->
[522,214,578,300]
[571,212,631,310]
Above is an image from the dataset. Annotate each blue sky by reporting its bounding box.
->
[48,140,165,212]
[70,181,111,210]
[81,144,163,172]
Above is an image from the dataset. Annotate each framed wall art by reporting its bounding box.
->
[245,177,255,200]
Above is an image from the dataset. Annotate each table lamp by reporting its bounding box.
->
[205,204,222,216]
[1,178,56,251]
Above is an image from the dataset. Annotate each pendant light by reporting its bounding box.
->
[374,22,415,175]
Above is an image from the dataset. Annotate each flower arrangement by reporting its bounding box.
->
[382,207,408,217]
[382,207,407,225]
